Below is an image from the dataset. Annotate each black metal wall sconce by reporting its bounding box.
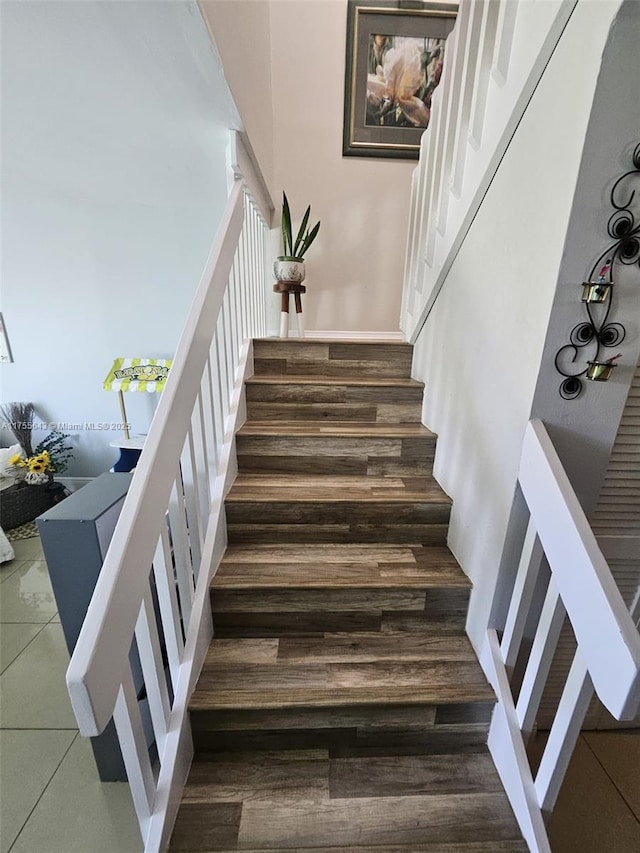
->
[555,142,639,400]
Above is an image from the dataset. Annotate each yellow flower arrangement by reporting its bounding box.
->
[2,403,73,488]
[9,450,54,484]
[28,452,52,474]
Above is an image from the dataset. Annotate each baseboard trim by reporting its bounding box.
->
[304,330,405,342]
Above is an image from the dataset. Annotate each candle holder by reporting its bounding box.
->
[586,360,617,381]
[553,141,639,399]
[581,281,613,303]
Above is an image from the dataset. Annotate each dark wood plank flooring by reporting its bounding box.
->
[170,750,526,852]
[170,339,523,852]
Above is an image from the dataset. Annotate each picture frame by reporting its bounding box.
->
[343,1,457,160]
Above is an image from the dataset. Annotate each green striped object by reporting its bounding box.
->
[103,358,173,393]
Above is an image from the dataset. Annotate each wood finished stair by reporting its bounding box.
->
[170,339,523,852]
[210,543,471,637]
[245,376,425,423]
[225,474,451,544]
[251,339,415,378]
[236,421,436,475]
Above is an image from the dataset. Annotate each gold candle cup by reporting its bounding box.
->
[581,282,612,303]
[586,361,616,381]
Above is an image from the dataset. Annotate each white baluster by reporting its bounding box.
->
[167,468,195,628]
[433,2,471,240]
[214,330,229,426]
[192,389,212,514]
[153,528,185,688]
[180,426,203,573]
[534,650,593,812]
[500,517,545,673]
[492,0,518,85]
[135,586,171,755]
[449,0,486,198]
[468,0,501,149]
[113,668,155,828]
[516,577,566,741]
[202,356,220,476]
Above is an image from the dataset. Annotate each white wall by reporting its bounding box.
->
[0,1,240,475]
[529,0,640,518]
[199,0,275,195]
[410,0,621,650]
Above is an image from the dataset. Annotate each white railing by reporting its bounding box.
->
[401,0,577,341]
[66,177,269,852]
[481,419,640,853]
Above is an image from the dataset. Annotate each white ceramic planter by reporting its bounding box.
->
[274,258,306,283]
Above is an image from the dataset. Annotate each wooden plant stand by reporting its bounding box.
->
[274,280,306,338]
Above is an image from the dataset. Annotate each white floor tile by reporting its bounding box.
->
[0,729,76,853]
[0,557,21,584]
[0,559,57,623]
[0,623,45,674]
[583,731,640,818]
[8,537,43,561]
[9,735,142,853]
[0,623,76,729]
[547,735,640,853]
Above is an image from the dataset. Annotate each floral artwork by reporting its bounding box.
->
[366,35,445,130]
[343,1,457,159]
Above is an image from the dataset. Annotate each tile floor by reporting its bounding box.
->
[1,534,638,852]
[0,535,142,853]
[538,729,640,853]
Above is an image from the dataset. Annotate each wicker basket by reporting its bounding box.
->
[0,481,65,530]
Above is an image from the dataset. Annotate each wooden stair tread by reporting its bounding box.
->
[245,375,423,424]
[192,845,528,853]
[171,792,520,850]
[180,750,505,802]
[207,633,479,665]
[252,341,414,379]
[226,474,451,504]
[255,337,414,346]
[247,375,424,387]
[236,424,434,476]
[238,421,434,437]
[214,544,469,589]
[190,649,494,711]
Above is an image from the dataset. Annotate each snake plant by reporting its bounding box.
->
[279,191,321,261]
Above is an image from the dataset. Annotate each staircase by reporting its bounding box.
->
[169,339,526,852]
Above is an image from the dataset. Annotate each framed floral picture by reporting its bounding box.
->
[343,1,457,159]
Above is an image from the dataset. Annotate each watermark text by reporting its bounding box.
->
[1,421,131,432]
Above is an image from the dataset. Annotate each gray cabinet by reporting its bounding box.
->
[37,473,133,781]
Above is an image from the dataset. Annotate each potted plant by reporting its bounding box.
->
[274,191,321,283]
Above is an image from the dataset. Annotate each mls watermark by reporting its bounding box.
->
[1,422,131,432]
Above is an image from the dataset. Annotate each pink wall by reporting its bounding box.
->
[270,0,413,333]
[202,0,416,333]
[200,0,275,193]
